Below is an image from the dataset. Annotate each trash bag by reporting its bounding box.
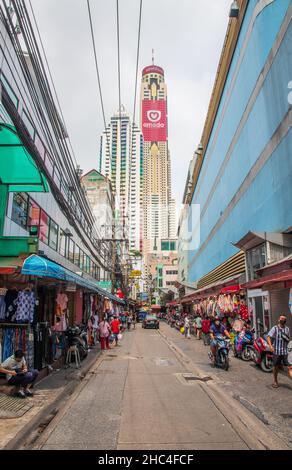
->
[117,333,123,341]
[180,327,185,334]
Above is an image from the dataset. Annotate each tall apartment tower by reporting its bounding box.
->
[99,106,144,253]
[140,64,177,275]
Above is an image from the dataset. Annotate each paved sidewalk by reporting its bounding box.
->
[160,322,292,448]
[1,346,101,449]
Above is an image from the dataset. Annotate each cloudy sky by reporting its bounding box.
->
[31,0,231,208]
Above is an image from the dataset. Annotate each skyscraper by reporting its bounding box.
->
[140,64,177,279]
[99,106,144,253]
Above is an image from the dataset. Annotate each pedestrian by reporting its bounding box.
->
[267,315,292,388]
[99,315,111,350]
[110,315,121,347]
[0,349,39,398]
[127,313,133,330]
[92,312,100,345]
[121,311,127,331]
[132,312,137,329]
[184,315,190,339]
[202,316,211,346]
[195,315,202,340]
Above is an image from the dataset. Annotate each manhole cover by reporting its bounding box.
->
[0,394,33,419]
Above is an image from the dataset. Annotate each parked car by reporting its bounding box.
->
[142,315,160,329]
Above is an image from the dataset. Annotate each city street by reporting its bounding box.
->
[23,323,290,451]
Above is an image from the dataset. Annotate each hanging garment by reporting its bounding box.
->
[0,295,6,320]
[15,291,36,323]
[4,289,18,321]
[56,293,68,311]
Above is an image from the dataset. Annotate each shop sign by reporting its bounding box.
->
[130,270,142,278]
[97,281,112,292]
[66,282,77,292]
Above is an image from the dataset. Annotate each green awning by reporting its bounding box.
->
[0,123,49,192]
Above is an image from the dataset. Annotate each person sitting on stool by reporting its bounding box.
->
[1,349,38,398]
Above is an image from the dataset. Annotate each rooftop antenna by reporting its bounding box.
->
[152,48,154,65]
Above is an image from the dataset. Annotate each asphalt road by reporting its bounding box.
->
[33,323,290,450]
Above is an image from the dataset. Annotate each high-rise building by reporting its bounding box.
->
[99,106,144,253]
[140,64,177,280]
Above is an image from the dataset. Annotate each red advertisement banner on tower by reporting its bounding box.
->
[142,100,167,142]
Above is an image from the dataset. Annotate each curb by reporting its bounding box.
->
[158,327,291,450]
[3,350,101,450]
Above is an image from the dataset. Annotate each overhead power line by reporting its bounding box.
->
[86,0,111,166]
[132,0,143,126]
[28,0,79,169]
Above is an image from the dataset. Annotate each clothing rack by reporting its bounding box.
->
[0,323,31,327]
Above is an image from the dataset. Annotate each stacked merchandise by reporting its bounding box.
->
[193,293,249,321]
[0,325,34,369]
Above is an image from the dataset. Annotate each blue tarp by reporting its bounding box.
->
[21,255,125,305]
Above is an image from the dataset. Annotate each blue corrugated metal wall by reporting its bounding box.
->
[188,0,292,282]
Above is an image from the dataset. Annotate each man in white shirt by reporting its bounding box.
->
[1,350,38,398]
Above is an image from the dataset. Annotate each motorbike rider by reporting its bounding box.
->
[210,316,231,362]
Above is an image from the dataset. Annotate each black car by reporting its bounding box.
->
[142,315,160,329]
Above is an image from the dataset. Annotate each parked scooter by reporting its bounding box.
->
[251,333,273,372]
[209,335,231,371]
[233,329,254,361]
[66,326,88,361]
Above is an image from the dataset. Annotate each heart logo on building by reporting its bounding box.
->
[147,110,161,123]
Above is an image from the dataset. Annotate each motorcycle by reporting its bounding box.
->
[233,329,254,361]
[209,334,230,371]
[66,326,88,361]
[250,333,273,372]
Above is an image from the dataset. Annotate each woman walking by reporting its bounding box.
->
[99,315,111,350]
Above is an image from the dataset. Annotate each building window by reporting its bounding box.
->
[74,244,80,266]
[68,238,75,263]
[161,241,169,251]
[28,200,40,228]
[49,219,59,251]
[79,250,85,270]
[22,110,35,140]
[1,74,19,108]
[11,193,28,229]
[246,244,266,281]
[85,255,90,274]
[39,210,49,244]
[59,230,67,257]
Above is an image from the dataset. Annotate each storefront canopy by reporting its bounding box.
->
[21,255,125,304]
[0,123,49,192]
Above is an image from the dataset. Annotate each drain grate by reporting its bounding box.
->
[183,374,213,382]
[176,373,213,384]
[0,393,33,419]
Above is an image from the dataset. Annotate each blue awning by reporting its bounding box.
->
[21,255,125,304]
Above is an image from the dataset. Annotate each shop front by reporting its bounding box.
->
[0,254,125,374]
[246,289,271,337]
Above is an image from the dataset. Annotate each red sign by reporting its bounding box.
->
[142,100,167,142]
[142,65,164,76]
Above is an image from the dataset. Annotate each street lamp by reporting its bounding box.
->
[229,1,239,18]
